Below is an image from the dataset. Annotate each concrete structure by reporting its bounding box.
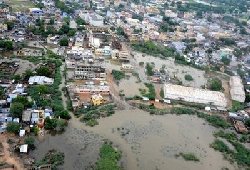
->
[74,63,106,80]
[28,76,54,85]
[230,76,245,102]
[163,84,227,107]
[91,94,104,106]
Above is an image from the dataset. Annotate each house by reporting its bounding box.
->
[20,144,28,153]
[91,94,104,106]
[22,109,32,123]
[12,84,25,94]
[121,63,133,70]
[28,76,54,85]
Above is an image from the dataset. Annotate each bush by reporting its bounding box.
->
[209,78,222,91]
[178,153,199,162]
[96,143,121,170]
[145,63,154,76]
[231,100,244,112]
[10,102,24,118]
[111,70,125,81]
[184,74,193,81]
[25,137,35,150]
[36,149,65,169]
[86,119,99,127]
[6,122,20,134]
[210,139,231,153]
[44,117,57,130]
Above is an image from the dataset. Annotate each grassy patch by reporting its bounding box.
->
[176,153,199,162]
[112,70,125,81]
[96,143,121,170]
[36,150,64,169]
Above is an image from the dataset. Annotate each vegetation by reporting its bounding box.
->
[24,137,35,150]
[10,102,24,118]
[210,139,231,153]
[0,40,13,51]
[78,104,116,126]
[131,41,177,59]
[142,83,156,100]
[221,56,231,65]
[59,37,69,46]
[36,150,65,170]
[6,122,20,134]
[96,143,121,170]
[209,78,223,91]
[160,88,164,98]
[111,70,125,81]
[145,63,154,76]
[230,100,244,112]
[184,74,193,81]
[177,153,199,162]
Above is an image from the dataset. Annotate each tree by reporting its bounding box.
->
[36,66,51,77]
[25,137,35,150]
[209,78,222,91]
[67,29,76,37]
[145,63,154,76]
[185,74,193,81]
[6,122,20,134]
[221,56,230,65]
[59,37,69,46]
[5,21,15,30]
[0,40,13,51]
[75,17,86,26]
[0,87,4,99]
[44,117,57,130]
[12,96,31,108]
[23,69,34,81]
[245,119,250,128]
[10,102,24,118]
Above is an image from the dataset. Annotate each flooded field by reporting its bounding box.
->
[31,124,103,169]
[118,76,146,97]
[133,53,207,88]
[83,109,235,170]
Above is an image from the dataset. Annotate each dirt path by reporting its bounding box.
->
[0,134,24,170]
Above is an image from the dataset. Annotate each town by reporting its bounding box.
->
[0,0,250,169]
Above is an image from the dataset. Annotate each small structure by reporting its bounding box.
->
[230,76,245,102]
[19,130,25,137]
[20,144,28,153]
[28,76,54,85]
[121,63,133,71]
[91,94,104,106]
[234,120,248,133]
[22,109,32,123]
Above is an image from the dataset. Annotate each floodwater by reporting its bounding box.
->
[31,124,103,169]
[133,53,207,88]
[118,76,146,97]
[83,109,236,170]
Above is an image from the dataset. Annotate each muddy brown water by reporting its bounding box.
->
[33,109,236,170]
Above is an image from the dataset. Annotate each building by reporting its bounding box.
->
[91,94,104,106]
[230,76,245,103]
[163,84,227,107]
[74,63,106,80]
[28,76,54,85]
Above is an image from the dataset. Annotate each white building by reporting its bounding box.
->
[28,76,54,85]
[164,84,227,107]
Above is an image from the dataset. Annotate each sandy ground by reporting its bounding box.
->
[82,109,236,170]
[0,134,24,170]
[132,53,207,88]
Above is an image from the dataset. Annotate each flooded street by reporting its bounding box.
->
[83,109,235,170]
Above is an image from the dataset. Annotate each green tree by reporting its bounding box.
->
[36,66,51,77]
[12,96,31,108]
[221,56,230,65]
[245,119,250,128]
[67,29,76,37]
[75,17,86,25]
[6,122,20,134]
[44,117,57,130]
[25,136,35,150]
[145,63,154,76]
[23,69,34,81]
[185,74,193,81]
[59,37,69,46]
[10,102,24,118]
[5,21,15,30]
[209,78,222,91]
